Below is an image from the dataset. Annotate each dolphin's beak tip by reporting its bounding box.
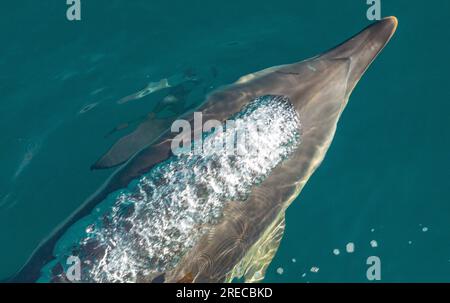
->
[384,16,398,27]
[381,16,399,35]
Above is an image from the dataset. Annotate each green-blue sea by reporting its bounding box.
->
[1,0,449,282]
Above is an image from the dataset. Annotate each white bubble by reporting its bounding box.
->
[422,227,428,232]
[346,242,355,253]
[408,240,413,245]
[310,267,320,273]
[292,258,296,263]
[371,228,375,233]
[276,267,284,275]
[333,249,340,255]
[85,225,95,233]
[301,273,306,278]
[370,240,378,248]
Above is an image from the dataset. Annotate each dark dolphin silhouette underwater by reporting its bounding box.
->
[9,17,398,283]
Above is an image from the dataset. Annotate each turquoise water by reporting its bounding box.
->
[1,0,449,282]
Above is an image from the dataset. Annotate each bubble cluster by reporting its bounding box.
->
[45,95,302,282]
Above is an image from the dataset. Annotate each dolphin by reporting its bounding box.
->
[9,17,398,283]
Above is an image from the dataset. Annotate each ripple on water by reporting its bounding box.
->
[78,102,99,114]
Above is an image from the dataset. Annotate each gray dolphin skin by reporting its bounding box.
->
[11,17,397,283]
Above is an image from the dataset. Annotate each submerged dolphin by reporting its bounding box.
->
[10,17,397,283]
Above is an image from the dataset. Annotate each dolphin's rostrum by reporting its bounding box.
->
[11,17,398,283]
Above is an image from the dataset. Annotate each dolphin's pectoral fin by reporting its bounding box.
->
[91,117,174,170]
[226,213,286,283]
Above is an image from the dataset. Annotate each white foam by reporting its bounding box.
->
[50,95,302,282]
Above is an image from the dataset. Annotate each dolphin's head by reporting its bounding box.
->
[266,16,398,112]
[320,16,398,100]
[224,17,397,140]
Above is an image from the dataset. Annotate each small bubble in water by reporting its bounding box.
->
[370,240,378,248]
[310,267,319,273]
[371,228,375,233]
[86,225,95,233]
[346,242,355,253]
[276,267,284,275]
[292,258,296,263]
[422,227,429,232]
[408,240,413,245]
[301,273,306,278]
[333,249,340,255]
